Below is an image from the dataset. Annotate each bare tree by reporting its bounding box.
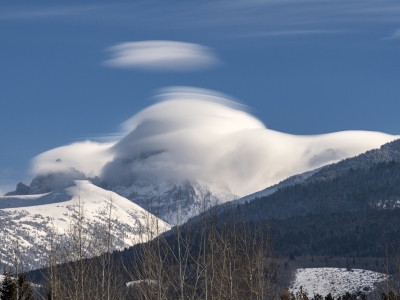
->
[43,193,127,300]
[126,190,278,300]
[40,186,278,300]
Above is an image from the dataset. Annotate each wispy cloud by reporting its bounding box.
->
[2,1,400,36]
[383,29,400,40]
[0,5,110,20]
[244,29,344,37]
[103,41,221,72]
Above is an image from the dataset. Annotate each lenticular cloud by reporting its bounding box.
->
[103,41,220,71]
[32,88,399,196]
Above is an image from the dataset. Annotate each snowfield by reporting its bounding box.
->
[290,268,388,298]
[0,180,171,270]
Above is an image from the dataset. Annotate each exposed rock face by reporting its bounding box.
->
[4,182,30,196]
[29,168,86,194]
[112,179,236,224]
[5,168,87,196]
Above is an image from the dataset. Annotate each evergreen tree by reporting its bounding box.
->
[17,274,34,300]
[325,293,334,300]
[295,286,308,300]
[1,271,17,300]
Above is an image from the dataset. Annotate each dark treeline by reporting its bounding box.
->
[190,208,400,259]
[267,208,400,258]
[242,161,400,220]
[0,271,34,300]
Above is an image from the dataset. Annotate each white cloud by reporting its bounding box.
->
[245,29,343,37]
[31,141,114,178]
[103,41,221,72]
[383,29,400,40]
[32,88,399,197]
[0,5,109,20]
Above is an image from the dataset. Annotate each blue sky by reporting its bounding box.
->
[1,0,400,192]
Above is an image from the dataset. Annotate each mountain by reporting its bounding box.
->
[173,138,400,260]
[241,160,400,220]
[236,168,321,204]
[21,140,400,296]
[214,139,400,259]
[0,180,170,270]
[239,138,400,205]
[5,171,236,225]
[6,136,400,224]
[111,179,236,224]
[4,167,101,196]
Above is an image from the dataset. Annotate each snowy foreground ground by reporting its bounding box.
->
[290,268,388,298]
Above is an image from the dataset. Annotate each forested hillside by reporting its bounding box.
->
[268,208,400,257]
[308,139,400,182]
[243,160,400,220]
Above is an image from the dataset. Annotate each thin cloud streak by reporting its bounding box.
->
[1,1,400,31]
[0,5,110,20]
[382,29,400,40]
[244,29,344,37]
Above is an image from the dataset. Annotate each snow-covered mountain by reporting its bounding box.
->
[290,268,388,298]
[236,168,321,205]
[0,180,170,270]
[5,172,237,224]
[111,179,237,224]
[238,138,400,205]
[5,92,398,227]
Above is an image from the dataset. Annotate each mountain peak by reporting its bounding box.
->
[4,182,30,196]
[0,180,171,270]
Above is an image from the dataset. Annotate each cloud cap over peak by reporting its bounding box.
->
[103,41,221,72]
[30,88,400,196]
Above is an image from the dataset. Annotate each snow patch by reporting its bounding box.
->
[290,268,388,298]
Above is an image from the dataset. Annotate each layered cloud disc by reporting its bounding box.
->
[32,88,399,196]
[103,41,220,71]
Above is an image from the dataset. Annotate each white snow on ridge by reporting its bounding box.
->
[236,168,321,204]
[0,181,171,270]
[113,179,237,224]
[290,268,388,298]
